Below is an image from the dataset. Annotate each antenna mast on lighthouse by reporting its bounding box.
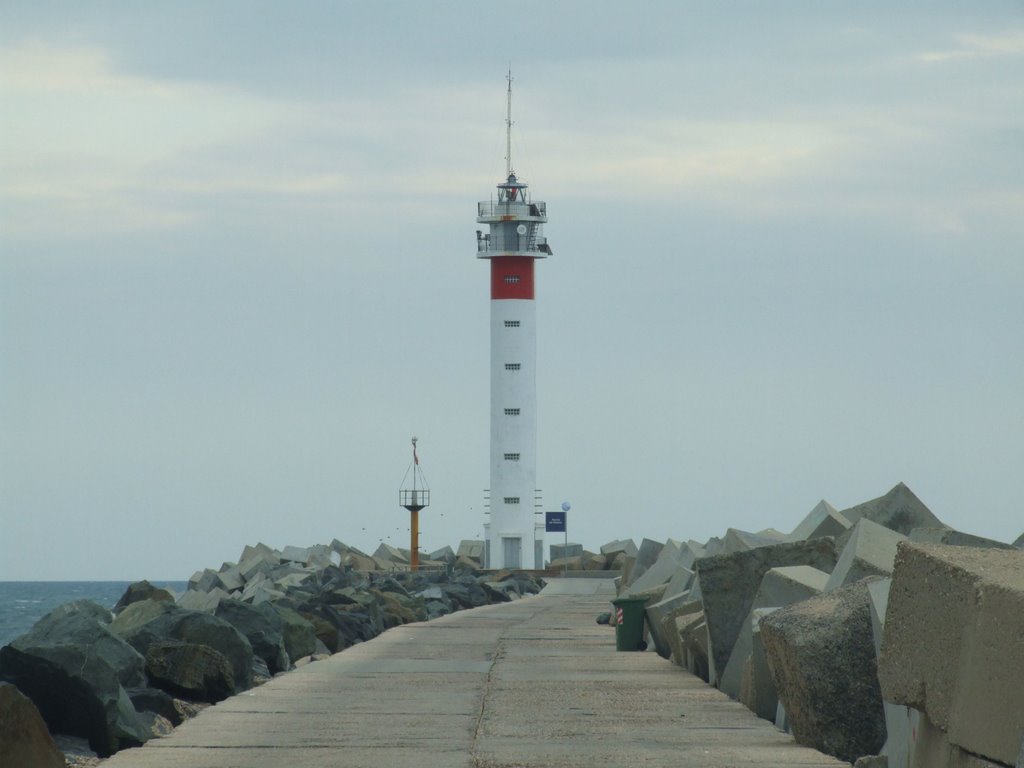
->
[505,68,514,178]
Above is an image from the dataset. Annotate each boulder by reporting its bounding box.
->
[759,578,886,764]
[114,581,175,613]
[695,537,838,685]
[824,518,905,592]
[877,542,1024,766]
[786,500,851,542]
[839,482,943,536]
[145,641,235,703]
[1014,532,1024,550]
[110,600,254,693]
[214,600,290,674]
[0,682,65,768]
[262,604,317,664]
[720,565,830,700]
[127,687,196,727]
[0,602,151,757]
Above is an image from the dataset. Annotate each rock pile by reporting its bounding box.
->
[605,482,1024,768]
[0,538,541,759]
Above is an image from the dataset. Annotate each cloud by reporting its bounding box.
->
[0,41,290,238]
[916,30,1024,63]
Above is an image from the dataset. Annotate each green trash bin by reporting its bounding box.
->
[611,596,648,652]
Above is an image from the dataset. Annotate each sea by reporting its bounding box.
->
[0,581,189,648]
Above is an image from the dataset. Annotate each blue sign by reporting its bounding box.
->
[545,511,567,533]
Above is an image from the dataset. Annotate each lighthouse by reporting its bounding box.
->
[477,73,552,570]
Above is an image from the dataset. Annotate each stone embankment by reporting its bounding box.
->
[599,482,1024,768]
[0,538,540,764]
[3,484,1023,768]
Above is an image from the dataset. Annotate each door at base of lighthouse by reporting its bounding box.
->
[502,537,522,569]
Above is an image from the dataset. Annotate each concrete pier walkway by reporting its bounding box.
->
[103,579,846,767]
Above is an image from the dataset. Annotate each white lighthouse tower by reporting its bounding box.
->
[477,73,552,570]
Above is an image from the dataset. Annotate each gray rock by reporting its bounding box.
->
[110,600,254,693]
[127,687,193,727]
[145,641,235,703]
[759,578,886,764]
[1014,532,1024,550]
[695,537,839,686]
[263,604,317,663]
[214,600,290,674]
[0,682,65,768]
[0,602,151,757]
[114,581,175,613]
[839,482,943,536]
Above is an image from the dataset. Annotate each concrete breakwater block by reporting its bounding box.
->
[838,482,943,537]
[759,578,887,764]
[624,540,687,596]
[719,565,830,700]
[550,542,584,561]
[824,518,906,592]
[695,537,838,686]
[786,499,850,543]
[907,526,1016,550]
[878,542,1024,767]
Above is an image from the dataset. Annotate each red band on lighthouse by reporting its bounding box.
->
[491,257,535,300]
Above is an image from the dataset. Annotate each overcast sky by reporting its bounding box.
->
[2,2,1022,580]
